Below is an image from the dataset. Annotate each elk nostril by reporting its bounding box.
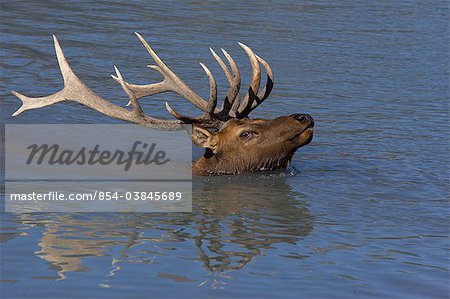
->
[292,114,307,122]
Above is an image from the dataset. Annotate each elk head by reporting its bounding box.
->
[11,33,314,175]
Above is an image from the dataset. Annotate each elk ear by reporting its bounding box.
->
[191,126,218,150]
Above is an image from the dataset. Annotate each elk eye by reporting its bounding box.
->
[239,131,255,139]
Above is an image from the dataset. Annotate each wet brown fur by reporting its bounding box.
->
[192,114,314,175]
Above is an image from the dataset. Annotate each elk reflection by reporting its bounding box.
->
[6,174,314,278]
[188,174,314,272]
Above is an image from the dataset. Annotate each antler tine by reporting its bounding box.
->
[220,48,241,117]
[165,102,222,129]
[199,62,218,117]
[112,65,144,117]
[11,35,182,130]
[112,64,166,107]
[163,62,222,129]
[249,55,274,110]
[237,42,261,115]
[112,33,209,112]
[11,35,75,116]
[165,102,195,123]
[234,45,274,118]
[208,47,241,118]
[113,65,183,126]
[209,47,232,81]
[164,61,217,118]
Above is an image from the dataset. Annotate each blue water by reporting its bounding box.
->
[1,1,449,298]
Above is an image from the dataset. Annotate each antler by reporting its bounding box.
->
[11,33,274,130]
[11,35,182,129]
[122,34,274,124]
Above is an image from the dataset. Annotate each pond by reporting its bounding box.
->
[1,0,448,298]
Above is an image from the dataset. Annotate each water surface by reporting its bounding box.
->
[1,0,449,298]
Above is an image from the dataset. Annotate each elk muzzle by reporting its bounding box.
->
[289,113,314,148]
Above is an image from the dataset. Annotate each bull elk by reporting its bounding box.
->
[11,33,314,175]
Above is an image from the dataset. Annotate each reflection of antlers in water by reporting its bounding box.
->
[5,176,313,276]
[180,176,314,272]
[192,219,261,272]
[17,214,121,279]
